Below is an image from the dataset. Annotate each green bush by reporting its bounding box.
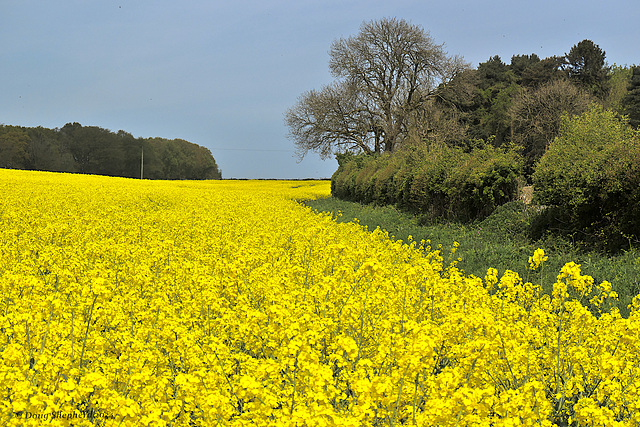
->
[533,105,640,251]
[452,146,523,220]
[479,200,531,237]
[354,155,381,204]
[370,154,397,205]
[408,143,458,217]
[331,142,522,222]
[331,153,360,200]
[391,157,416,209]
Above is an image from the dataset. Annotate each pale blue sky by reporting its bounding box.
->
[2,0,638,178]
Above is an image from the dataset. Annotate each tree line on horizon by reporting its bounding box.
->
[0,122,222,180]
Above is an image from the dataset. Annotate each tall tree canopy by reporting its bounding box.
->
[622,65,640,129]
[285,17,466,159]
[564,39,610,98]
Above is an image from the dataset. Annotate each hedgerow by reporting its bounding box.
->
[332,143,522,222]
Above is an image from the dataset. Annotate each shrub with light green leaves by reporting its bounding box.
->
[533,104,640,251]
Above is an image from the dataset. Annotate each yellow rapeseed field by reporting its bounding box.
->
[1,169,639,426]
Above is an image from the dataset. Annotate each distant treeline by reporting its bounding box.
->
[0,122,222,180]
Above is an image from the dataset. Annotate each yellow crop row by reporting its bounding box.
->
[0,169,639,426]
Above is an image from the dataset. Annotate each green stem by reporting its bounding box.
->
[79,293,99,372]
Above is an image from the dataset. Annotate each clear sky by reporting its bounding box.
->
[2,0,638,179]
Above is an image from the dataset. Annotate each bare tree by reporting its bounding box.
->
[285,81,379,159]
[285,17,466,159]
[509,79,593,176]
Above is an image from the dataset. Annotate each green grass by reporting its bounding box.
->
[304,197,640,317]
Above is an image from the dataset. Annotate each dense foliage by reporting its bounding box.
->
[0,123,222,180]
[434,46,608,176]
[622,66,640,129]
[1,170,640,426]
[533,106,640,251]
[285,18,465,159]
[296,31,636,175]
[332,144,521,222]
[316,28,640,249]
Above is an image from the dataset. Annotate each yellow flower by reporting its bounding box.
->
[528,248,548,270]
[1,169,638,425]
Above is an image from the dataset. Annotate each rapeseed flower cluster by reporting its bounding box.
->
[1,169,639,426]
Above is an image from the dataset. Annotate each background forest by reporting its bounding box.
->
[428,40,639,177]
[298,24,640,253]
[0,122,222,180]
